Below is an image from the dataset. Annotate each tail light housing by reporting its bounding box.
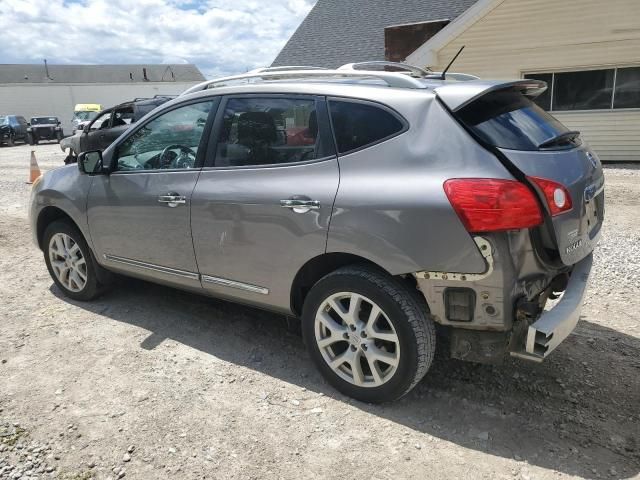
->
[443,178,543,232]
[527,176,573,216]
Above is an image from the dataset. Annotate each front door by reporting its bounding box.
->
[191,95,339,311]
[81,110,112,153]
[87,99,216,289]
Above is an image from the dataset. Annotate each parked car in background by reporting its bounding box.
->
[27,116,64,144]
[32,65,604,403]
[61,96,176,163]
[72,104,103,134]
[0,115,29,146]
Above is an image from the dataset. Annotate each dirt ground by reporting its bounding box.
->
[0,143,638,480]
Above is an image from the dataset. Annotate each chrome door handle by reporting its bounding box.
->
[158,193,187,208]
[280,199,320,214]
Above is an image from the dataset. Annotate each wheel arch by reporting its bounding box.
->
[36,206,81,250]
[290,252,419,317]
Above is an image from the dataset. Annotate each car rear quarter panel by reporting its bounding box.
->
[327,97,516,275]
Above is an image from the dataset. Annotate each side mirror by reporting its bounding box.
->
[78,150,104,175]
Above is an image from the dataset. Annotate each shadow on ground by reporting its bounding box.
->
[52,278,640,479]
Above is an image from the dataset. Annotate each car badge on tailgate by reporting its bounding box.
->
[566,239,583,254]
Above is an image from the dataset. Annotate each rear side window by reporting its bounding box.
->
[457,90,575,151]
[329,100,405,154]
[215,97,320,167]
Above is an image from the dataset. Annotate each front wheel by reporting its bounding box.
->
[302,265,435,403]
[43,220,106,301]
[7,134,15,147]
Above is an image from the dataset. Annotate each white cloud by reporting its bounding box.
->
[0,0,315,78]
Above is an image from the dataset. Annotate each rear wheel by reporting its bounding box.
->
[43,220,107,301]
[302,265,435,403]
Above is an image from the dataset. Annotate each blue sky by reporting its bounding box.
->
[0,0,315,78]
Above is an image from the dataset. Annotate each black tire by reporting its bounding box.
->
[302,265,435,403]
[7,134,15,147]
[27,133,35,146]
[56,132,63,143]
[43,220,108,301]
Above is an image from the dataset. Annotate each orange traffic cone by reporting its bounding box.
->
[27,150,42,184]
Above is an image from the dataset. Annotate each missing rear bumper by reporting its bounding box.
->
[510,254,593,362]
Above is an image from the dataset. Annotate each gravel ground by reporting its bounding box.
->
[0,143,638,480]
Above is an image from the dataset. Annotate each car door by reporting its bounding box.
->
[81,110,113,153]
[87,98,218,290]
[190,95,339,311]
[100,106,135,150]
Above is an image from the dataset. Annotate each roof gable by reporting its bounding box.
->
[272,0,478,68]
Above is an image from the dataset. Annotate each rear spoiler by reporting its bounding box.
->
[434,80,548,112]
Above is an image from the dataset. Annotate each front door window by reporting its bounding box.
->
[116,101,213,171]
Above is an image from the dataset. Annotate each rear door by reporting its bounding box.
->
[454,87,604,265]
[190,94,338,312]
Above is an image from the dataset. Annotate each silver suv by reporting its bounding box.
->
[30,64,604,403]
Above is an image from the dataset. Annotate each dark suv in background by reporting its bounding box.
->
[60,96,176,163]
[0,115,29,146]
[27,116,64,144]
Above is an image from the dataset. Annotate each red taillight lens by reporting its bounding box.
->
[527,176,573,216]
[443,178,543,232]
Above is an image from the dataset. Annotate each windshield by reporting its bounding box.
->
[0,116,7,126]
[74,111,99,121]
[31,117,58,125]
[457,90,578,151]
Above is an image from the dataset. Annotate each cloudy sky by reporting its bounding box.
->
[0,0,315,78]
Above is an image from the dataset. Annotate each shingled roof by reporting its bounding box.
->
[0,64,205,84]
[272,0,478,68]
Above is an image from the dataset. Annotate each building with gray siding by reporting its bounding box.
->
[0,64,205,132]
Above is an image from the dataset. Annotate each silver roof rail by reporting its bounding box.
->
[339,61,432,78]
[249,66,330,73]
[180,69,428,96]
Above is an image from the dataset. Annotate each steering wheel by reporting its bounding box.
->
[158,145,197,169]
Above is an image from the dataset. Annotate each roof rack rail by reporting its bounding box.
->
[249,66,330,74]
[180,69,427,96]
[339,61,432,78]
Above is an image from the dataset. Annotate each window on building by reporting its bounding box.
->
[614,67,640,109]
[329,100,405,154]
[523,66,639,111]
[523,73,552,111]
[553,69,614,111]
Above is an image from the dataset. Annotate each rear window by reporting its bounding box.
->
[457,90,577,151]
[329,100,405,154]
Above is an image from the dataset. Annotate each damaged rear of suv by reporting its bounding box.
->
[30,65,603,403]
[418,81,603,365]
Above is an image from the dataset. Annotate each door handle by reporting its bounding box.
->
[280,199,320,214]
[158,193,187,208]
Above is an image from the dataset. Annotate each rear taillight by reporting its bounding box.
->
[527,176,573,216]
[443,178,543,232]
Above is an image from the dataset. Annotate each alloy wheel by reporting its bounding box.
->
[314,292,400,388]
[48,233,88,292]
